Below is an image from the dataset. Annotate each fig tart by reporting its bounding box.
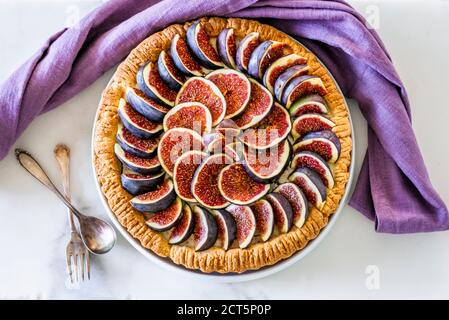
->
[93,17,352,273]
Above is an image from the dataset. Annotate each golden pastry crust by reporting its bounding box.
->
[93,17,352,273]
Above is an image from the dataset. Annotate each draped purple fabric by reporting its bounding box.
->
[0,0,447,233]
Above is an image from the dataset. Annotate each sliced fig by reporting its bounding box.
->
[248,40,288,79]
[289,94,328,117]
[125,87,169,122]
[233,78,273,129]
[211,209,237,250]
[192,153,233,209]
[263,54,307,93]
[274,65,310,102]
[291,113,335,141]
[146,197,183,231]
[293,130,341,163]
[186,21,223,69]
[121,169,165,196]
[282,75,327,108]
[205,69,251,118]
[203,132,224,148]
[169,204,194,244]
[170,34,208,76]
[157,50,185,90]
[176,77,226,126]
[217,28,237,69]
[266,193,293,234]
[157,128,204,176]
[289,167,326,210]
[116,124,159,159]
[239,102,291,149]
[250,199,274,242]
[223,144,240,162]
[136,62,178,107]
[114,144,161,175]
[218,163,270,205]
[130,179,176,212]
[226,141,244,161]
[173,150,208,202]
[275,183,309,229]
[205,134,226,154]
[163,102,212,134]
[235,32,260,72]
[291,151,334,188]
[117,98,163,139]
[226,205,256,249]
[215,119,241,143]
[242,139,291,183]
[193,206,218,251]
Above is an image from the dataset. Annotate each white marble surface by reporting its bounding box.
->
[0,0,448,299]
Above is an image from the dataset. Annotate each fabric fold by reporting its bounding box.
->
[0,0,446,233]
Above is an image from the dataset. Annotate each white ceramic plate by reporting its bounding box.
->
[90,38,355,283]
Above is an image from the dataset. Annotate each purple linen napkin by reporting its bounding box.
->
[0,0,447,233]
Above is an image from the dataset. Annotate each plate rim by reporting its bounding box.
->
[90,37,356,283]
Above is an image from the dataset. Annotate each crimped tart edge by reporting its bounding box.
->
[93,17,352,273]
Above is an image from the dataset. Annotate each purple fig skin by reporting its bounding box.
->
[250,199,274,242]
[301,130,341,155]
[289,167,326,209]
[157,51,185,90]
[146,198,183,231]
[289,94,328,117]
[266,192,293,233]
[275,182,309,228]
[274,64,310,102]
[203,132,223,149]
[292,150,334,188]
[136,62,166,106]
[211,209,237,250]
[247,40,273,79]
[217,28,236,69]
[226,205,256,249]
[282,75,327,108]
[263,54,307,93]
[116,128,158,159]
[115,144,162,175]
[169,205,195,245]
[291,113,335,141]
[137,62,177,107]
[295,130,341,163]
[291,167,327,202]
[242,140,292,183]
[118,101,163,139]
[125,87,168,123]
[170,34,206,76]
[186,21,222,69]
[121,171,165,196]
[236,32,260,72]
[130,179,177,212]
[193,206,218,251]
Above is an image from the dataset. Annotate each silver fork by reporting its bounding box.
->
[54,144,90,283]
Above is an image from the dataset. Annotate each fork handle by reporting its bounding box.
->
[15,149,82,219]
[54,144,77,233]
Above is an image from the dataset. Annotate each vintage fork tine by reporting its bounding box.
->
[80,252,85,281]
[66,252,73,284]
[86,251,91,280]
[55,144,91,283]
[74,253,79,283]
